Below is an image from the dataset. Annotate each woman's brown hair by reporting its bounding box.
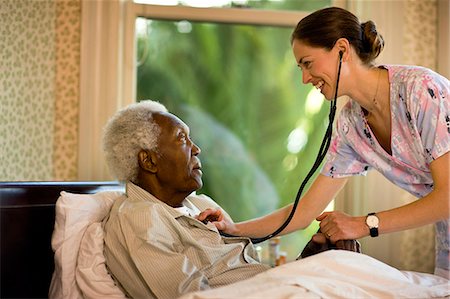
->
[291,7,384,65]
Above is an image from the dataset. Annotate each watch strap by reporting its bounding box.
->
[369,227,379,237]
[367,213,379,237]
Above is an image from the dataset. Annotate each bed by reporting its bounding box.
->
[48,187,449,299]
[2,181,448,298]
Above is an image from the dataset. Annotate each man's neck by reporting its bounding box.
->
[135,180,189,208]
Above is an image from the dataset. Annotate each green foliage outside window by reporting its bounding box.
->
[136,1,332,259]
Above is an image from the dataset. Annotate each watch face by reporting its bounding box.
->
[367,215,379,227]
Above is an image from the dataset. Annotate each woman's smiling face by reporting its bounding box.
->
[292,39,339,101]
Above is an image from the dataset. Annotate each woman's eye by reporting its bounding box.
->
[303,61,311,69]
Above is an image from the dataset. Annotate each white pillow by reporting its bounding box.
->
[76,222,126,299]
[49,190,125,299]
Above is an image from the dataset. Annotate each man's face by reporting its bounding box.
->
[153,112,203,194]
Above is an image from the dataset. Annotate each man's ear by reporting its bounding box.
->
[138,150,158,173]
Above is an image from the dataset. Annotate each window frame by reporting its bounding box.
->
[127,3,313,103]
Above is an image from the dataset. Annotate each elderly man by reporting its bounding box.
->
[102,100,358,299]
[102,100,270,299]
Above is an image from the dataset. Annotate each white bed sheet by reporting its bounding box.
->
[179,250,450,299]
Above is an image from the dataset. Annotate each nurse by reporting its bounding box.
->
[198,7,449,278]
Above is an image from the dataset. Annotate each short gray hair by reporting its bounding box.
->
[102,100,168,183]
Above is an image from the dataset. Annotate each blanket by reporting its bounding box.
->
[179,250,450,299]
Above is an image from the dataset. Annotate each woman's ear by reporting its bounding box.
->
[138,150,158,173]
[334,38,350,61]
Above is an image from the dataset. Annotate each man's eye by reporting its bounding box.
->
[179,133,187,142]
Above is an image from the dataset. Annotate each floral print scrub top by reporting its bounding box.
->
[321,65,450,277]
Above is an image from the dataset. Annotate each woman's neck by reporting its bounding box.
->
[346,66,389,117]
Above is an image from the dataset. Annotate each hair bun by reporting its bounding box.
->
[361,21,384,62]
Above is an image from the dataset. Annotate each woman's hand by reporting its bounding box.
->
[196,208,237,234]
[316,211,367,243]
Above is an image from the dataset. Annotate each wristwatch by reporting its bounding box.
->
[365,213,379,237]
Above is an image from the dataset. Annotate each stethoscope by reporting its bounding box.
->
[221,51,343,244]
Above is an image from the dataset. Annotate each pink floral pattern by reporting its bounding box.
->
[321,65,449,275]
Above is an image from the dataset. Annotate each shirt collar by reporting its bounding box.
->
[126,182,200,219]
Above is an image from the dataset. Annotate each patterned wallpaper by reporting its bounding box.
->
[1,0,56,181]
[0,0,80,181]
[54,0,81,180]
[403,0,437,70]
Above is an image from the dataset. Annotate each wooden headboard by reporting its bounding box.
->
[0,181,125,299]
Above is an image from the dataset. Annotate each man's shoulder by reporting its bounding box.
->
[186,193,233,220]
[110,193,167,220]
[186,193,220,210]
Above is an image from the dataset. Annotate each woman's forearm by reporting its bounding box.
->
[233,204,296,238]
[377,187,449,235]
[234,175,348,238]
[319,153,449,241]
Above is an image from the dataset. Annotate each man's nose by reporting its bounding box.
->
[192,143,201,155]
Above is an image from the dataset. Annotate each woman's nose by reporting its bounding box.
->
[302,70,312,84]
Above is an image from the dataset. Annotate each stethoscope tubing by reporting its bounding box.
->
[221,53,343,244]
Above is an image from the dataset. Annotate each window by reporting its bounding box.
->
[133,1,331,260]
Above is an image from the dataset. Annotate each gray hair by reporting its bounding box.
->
[102,100,168,183]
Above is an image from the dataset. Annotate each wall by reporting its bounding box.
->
[0,0,81,181]
[438,0,450,79]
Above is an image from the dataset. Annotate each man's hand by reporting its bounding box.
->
[297,230,361,260]
[335,238,361,252]
[297,232,330,259]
